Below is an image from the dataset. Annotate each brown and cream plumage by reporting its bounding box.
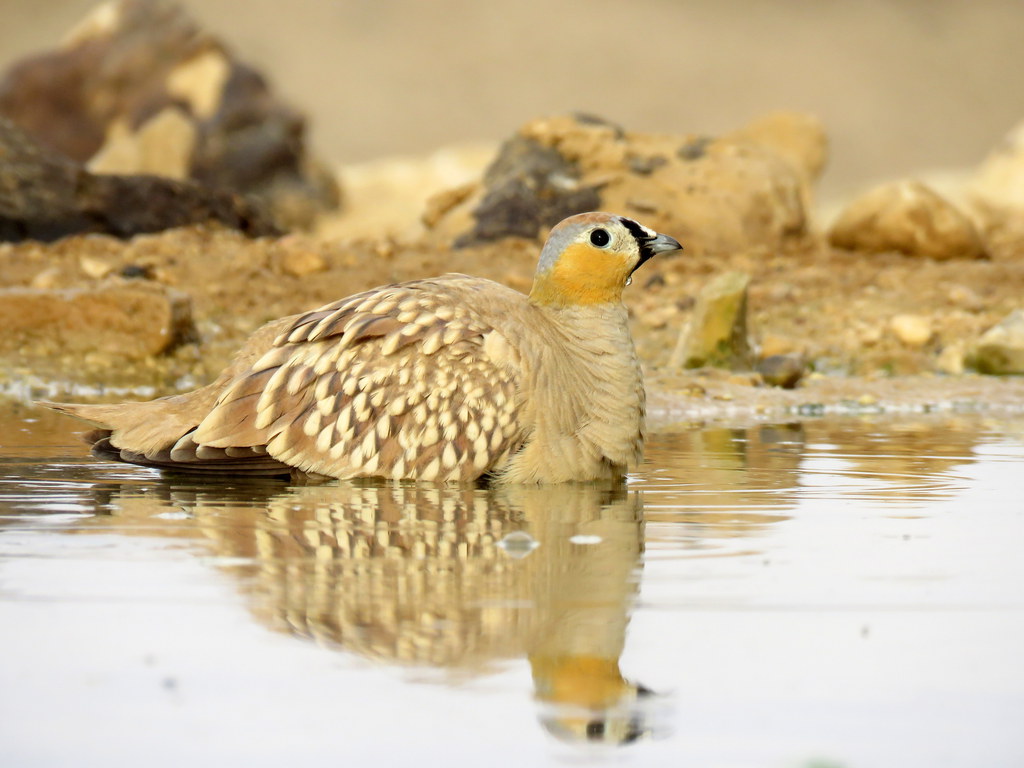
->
[44,212,682,483]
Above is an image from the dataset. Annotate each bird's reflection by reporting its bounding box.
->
[86,478,665,745]
[14,408,1001,748]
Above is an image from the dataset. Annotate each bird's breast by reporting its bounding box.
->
[502,304,645,482]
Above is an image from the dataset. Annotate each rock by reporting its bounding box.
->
[29,267,60,291]
[0,117,280,242]
[79,255,114,279]
[726,111,828,213]
[758,334,800,358]
[965,120,1024,253]
[669,271,752,369]
[421,182,478,231]
[946,284,985,312]
[757,354,805,389]
[829,180,985,260]
[936,341,965,375]
[859,325,884,346]
[0,0,339,230]
[454,133,601,246]
[728,112,828,182]
[968,310,1024,375]
[87,106,197,180]
[276,243,328,278]
[890,314,933,347]
[0,281,195,359]
[427,112,821,254]
[319,144,495,242]
[968,120,1024,211]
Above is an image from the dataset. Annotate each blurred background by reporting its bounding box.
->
[1,0,1020,200]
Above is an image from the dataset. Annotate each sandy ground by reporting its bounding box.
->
[4,221,1024,425]
[1,0,1022,202]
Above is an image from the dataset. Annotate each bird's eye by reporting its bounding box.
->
[590,228,611,247]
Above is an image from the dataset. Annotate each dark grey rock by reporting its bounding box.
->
[0,0,339,230]
[455,135,601,246]
[0,117,280,242]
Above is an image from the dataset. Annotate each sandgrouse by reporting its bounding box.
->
[45,212,682,483]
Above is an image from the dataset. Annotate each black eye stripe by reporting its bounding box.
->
[618,217,656,260]
[618,217,650,244]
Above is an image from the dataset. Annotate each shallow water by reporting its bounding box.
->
[2,401,1024,767]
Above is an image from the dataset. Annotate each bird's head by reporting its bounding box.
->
[529,212,682,308]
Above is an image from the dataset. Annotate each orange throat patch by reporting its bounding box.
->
[529,243,630,307]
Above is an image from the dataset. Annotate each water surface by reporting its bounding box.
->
[2,401,1023,767]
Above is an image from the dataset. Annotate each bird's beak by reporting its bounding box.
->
[645,232,683,255]
[632,232,683,275]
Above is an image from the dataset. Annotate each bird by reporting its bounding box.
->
[44,212,682,484]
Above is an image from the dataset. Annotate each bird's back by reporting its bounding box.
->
[48,276,536,481]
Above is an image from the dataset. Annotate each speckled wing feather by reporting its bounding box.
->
[192,276,526,482]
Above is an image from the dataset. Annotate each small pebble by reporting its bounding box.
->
[80,255,113,279]
[120,263,154,279]
[860,325,884,346]
[936,342,965,375]
[757,354,805,389]
[30,267,61,290]
[890,314,933,347]
[279,248,327,278]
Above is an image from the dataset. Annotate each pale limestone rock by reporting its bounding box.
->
[427,112,820,255]
[166,49,231,120]
[890,314,933,347]
[936,341,965,375]
[725,111,827,214]
[277,246,328,278]
[320,144,494,242]
[946,284,985,311]
[0,282,194,358]
[829,180,985,260]
[860,324,884,346]
[62,0,122,46]
[79,255,114,279]
[965,120,1024,251]
[670,271,752,369]
[969,310,1024,375]
[88,108,197,180]
[30,267,61,290]
[727,111,828,182]
[968,120,1024,211]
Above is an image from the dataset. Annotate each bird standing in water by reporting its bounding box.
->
[45,212,682,483]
